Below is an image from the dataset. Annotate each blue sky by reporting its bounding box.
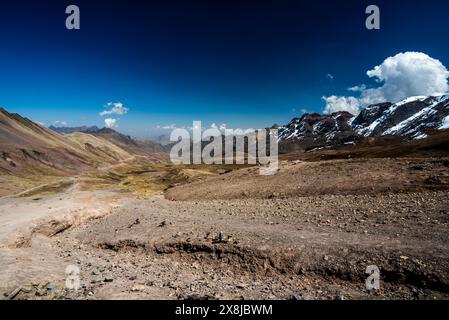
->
[1,0,449,138]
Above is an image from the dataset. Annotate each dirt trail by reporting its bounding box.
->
[0,178,72,201]
[0,177,113,244]
[97,156,136,172]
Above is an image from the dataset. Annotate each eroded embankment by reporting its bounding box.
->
[97,238,449,294]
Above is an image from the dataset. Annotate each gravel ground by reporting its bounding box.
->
[2,158,449,300]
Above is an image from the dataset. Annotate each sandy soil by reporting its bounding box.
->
[1,158,449,300]
[0,181,123,295]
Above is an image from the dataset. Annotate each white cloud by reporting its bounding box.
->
[160,124,176,130]
[209,123,228,131]
[53,120,68,127]
[323,52,449,115]
[348,84,367,92]
[322,96,361,115]
[326,73,334,80]
[104,118,118,128]
[157,123,226,132]
[365,52,449,102]
[100,102,129,116]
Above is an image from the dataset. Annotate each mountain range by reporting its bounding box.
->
[0,108,167,176]
[1,94,449,176]
[50,126,169,155]
[278,95,449,152]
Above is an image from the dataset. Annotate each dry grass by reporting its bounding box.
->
[0,175,67,197]
[1,155,252,198]
[77,178,115,192]
[79,159,250,196]
[16,179,74,198]
[65,132,132,162]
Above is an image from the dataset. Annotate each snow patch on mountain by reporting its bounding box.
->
[441,116,449,129]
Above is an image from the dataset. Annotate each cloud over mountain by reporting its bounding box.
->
[322,96,360,115]
[104,118,118,128]
[323,52,449,115]
[100,102,129,116]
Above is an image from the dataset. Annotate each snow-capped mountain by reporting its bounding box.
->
[353,95,449,139]
[278,95,449,150]
[277,112,357,150]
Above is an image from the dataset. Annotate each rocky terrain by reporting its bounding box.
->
[165,158,449,200]
[1,156,449,300]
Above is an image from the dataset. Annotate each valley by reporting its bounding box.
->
[1,100,449,300]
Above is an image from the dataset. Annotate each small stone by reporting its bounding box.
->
[212,231,227,244]
[46,285,55,293]
[187,293,205,300]
[6,288,22,300]
[131,284,147,292]
[289,292,303,300]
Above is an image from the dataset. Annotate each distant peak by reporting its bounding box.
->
[49,125,101,134]
[97,127,117,134]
